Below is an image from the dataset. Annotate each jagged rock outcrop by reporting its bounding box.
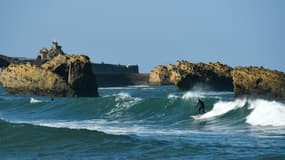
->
[150,60,285,100]
[149,60,233,91]
[0,42,98,97]
[231,67,285,100]
[149,65,172,85]
[175,61,233,91]
[0,63,73,96]
[42,54,98,97]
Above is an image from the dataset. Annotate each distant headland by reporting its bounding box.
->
[0,42,285,100]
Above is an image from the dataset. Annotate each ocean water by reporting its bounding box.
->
[0,85,285,160]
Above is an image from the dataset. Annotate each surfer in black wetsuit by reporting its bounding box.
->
[197,99,206,114]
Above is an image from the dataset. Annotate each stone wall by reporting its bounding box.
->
[95,73,149,87]
[92,63,139,74]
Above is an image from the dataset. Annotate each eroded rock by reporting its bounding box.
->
[231,66,285,100]
[0,63,74,96]
[0,42,98,97]
[149,60,233,91]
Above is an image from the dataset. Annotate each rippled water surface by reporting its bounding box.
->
[0,85,285,159]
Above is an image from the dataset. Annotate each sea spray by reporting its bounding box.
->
[182,91,205,99]
[106,92,142,118]
[167,94,179,99]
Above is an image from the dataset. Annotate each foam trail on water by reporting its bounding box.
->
[246,99,285,127]
[30,97,43,104]
[4,119,196,136]
[194,99,247,119]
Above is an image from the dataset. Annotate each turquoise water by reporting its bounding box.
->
[0,85,285,159]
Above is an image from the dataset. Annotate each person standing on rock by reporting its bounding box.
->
[196,99,206,114]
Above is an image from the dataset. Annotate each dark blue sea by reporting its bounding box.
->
[0,85,285,160]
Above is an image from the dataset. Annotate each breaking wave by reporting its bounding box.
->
[246,99,285,126]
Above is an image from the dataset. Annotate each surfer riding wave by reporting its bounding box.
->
[197,99,206,114]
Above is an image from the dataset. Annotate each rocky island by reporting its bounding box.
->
[149,60,233,91]
[0,42,98,97]
[150,60,285,100]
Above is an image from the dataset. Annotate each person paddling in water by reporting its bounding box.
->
[197,99,206,114]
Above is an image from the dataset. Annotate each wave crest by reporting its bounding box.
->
[107,92,142,117]
[246,100,285,127]
[194,99,247,119]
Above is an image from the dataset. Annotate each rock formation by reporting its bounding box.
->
[149,60,233,91]
[37,41,64,63]
[0,42,98,97]
[231,66,285,100]
[149,65,172,85]
[42,54,98,97]
[150,60,285,100]
[0,63,73,96]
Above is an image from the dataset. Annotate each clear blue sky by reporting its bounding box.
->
[1,0,285,73]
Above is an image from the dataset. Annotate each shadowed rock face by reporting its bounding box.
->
[0,43,98,97]
[175,61,233,91]
[231,67,285,100]
[42,54,98,97]
[149,60,233,91]
[0,55,11,67]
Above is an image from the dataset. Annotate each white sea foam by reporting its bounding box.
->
[30,97,43,104]
[107,92,142,117]
[182,91,205,99]
[114,92,142,102]
[194,99,247,120]
[12,119,197,136]
[181,91,231,100]
[193,98,285,127]
[204,91,233,96]
[246,99,285,127]
[167,94,179,99]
